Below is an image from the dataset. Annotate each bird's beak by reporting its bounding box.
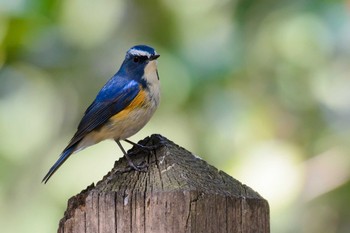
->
[150,54,160,60]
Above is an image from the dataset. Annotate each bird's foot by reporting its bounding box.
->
[115,140,149,172]
[121,152,149,173]
[124,138,167,152]
[116,160,148,173]
[127,159,148,172]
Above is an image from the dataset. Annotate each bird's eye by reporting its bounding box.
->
[133,56,140,63]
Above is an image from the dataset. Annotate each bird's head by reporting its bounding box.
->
[121,45,160,85]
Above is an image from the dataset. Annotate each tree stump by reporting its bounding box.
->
[58,134,269,233]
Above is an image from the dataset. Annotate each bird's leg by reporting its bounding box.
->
[123,138,165,151]
[115,140,147,171]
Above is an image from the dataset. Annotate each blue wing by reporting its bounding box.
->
[67,77,141,148]
[42,76,140,183]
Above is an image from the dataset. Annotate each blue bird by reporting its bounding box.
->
[42,45,161,183]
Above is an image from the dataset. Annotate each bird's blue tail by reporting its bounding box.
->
[42,146,75,184]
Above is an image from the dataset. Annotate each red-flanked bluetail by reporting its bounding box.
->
[42,45,160,183]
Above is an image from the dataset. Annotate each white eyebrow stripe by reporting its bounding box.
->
[128,48,153,58]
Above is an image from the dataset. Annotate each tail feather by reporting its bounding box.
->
[42,146,76,184]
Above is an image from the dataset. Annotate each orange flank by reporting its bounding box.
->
[81,87,151,143]
[110,88,147,121]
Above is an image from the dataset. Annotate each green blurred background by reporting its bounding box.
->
[1,0,350,232]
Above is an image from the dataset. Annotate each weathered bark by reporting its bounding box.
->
[58,134,269,233]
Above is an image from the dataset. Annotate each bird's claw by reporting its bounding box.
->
[116,160,148,173]
[142,141,166,150]
[124,138,167,153]
[130,160,148,172]
[124,159,148,172]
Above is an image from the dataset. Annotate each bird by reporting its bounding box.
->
[42,45,161,183]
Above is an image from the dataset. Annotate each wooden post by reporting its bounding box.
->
[57,134,269,233]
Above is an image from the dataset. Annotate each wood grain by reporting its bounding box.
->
[57,134,269,233]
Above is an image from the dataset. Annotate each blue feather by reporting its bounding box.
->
[42,146,76,183]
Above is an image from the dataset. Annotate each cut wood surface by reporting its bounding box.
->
[58,134,269,233]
